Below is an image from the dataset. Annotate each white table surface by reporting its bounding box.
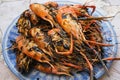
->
[0,0,120,80]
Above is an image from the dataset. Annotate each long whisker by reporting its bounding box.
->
[85,41,110,76]
[80,52,93,80]
[78,16,113,21]
[0,37,23,53]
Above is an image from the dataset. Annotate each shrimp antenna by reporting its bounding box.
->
[0,37,23,54]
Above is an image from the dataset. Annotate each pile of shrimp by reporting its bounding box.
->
[11,1,117,80]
